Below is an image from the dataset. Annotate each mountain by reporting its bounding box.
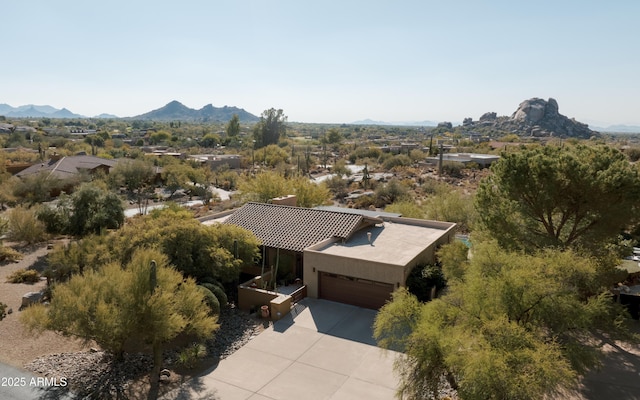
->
[0,104,85,118]
[461,98,597,139]
[132,101,259,122]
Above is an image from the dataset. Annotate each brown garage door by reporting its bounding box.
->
[319,272,394,309]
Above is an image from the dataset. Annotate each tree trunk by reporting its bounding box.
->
[147,341,163,400]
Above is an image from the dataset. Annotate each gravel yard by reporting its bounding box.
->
[1,242,265,399]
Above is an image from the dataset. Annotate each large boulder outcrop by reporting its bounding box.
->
[463,98,597,139]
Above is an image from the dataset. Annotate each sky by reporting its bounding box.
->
[3,0,639,126]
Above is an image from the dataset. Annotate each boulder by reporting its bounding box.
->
[21,292,43,308]
[479,112,497,121]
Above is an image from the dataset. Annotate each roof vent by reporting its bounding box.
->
[367,232,372,245]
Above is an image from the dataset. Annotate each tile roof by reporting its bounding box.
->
[16,155,117,180]
[224,202,381,252]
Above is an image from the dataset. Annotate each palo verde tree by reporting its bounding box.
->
[476,144,640,254]
[253,108,287,147]
[238,170,330,207]
[374,241,632,400]
[21,249,218,397]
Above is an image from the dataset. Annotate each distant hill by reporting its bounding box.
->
[132,100,259,123]
[94,113,119,119]
[351,118,438,126]
[0,104,84,118]
[593,124,640,134]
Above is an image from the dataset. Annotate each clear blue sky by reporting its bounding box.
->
[3,0,639,126]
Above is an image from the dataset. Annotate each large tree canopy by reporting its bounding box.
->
[476,144,640,253]
[374,241,631,400]
[253,108,287,147]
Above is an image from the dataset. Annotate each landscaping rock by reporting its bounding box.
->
[21,291,43,308]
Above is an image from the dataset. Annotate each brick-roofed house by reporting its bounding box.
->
[221,201,457,309]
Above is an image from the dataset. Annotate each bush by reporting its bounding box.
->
[441,162,463,178]
[0,246,23,262]
[383,154,412,170]
[197,285,221,315]
[176,342,207,369]
[6,268,40,284]
[0,302,6,320]
[6,206,47,244]
[200,282,228,306]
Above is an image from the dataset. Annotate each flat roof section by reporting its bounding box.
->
[311,219,453,266]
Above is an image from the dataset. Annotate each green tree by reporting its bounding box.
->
[201,133,221,148]
[374,241,632,400]
[22,249,218,399]
[110,209,261,283]
[110,159,156,215]
[476,145,640,253]
[253,108,287,147]
[226,114,240,137]
[325,128,343,145]
[68,182,124,236]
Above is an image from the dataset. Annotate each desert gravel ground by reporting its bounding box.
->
[0,242,90,369]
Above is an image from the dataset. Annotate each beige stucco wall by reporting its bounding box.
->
[303,225,456,299]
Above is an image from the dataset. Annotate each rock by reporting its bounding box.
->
[479,112,497,121]
[463,98,596,139]
[437,121,453,129]
[21,291,43,308]
[463,117,473,126]
[7,308,13,314]
[160,368,171,377]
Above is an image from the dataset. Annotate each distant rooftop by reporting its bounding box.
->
[314,205,401,219]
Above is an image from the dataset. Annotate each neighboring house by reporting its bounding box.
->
[15,154,116,184]
[215,200,456,309]
[189,154,242,170]
[425,152,500,168]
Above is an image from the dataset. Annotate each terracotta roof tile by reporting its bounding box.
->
[224,202,375,252]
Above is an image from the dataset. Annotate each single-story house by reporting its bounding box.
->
[15,154,117,181]
[218,200,456,309]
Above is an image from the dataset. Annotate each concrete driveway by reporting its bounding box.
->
[163,298,400,400]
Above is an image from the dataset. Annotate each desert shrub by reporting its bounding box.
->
[383,154,412,170]
[6,207,47,244]
[176,342,208,369]
[441,162,463,178]
[200,282,228,306]
[197,285,221,315]
[353,194,375,209]
[36,203,70,235]
[0,246,23,262]
[374,179,408,207]
[0,302,6,320]
[6,268,40,284]
[625,147,640,162]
